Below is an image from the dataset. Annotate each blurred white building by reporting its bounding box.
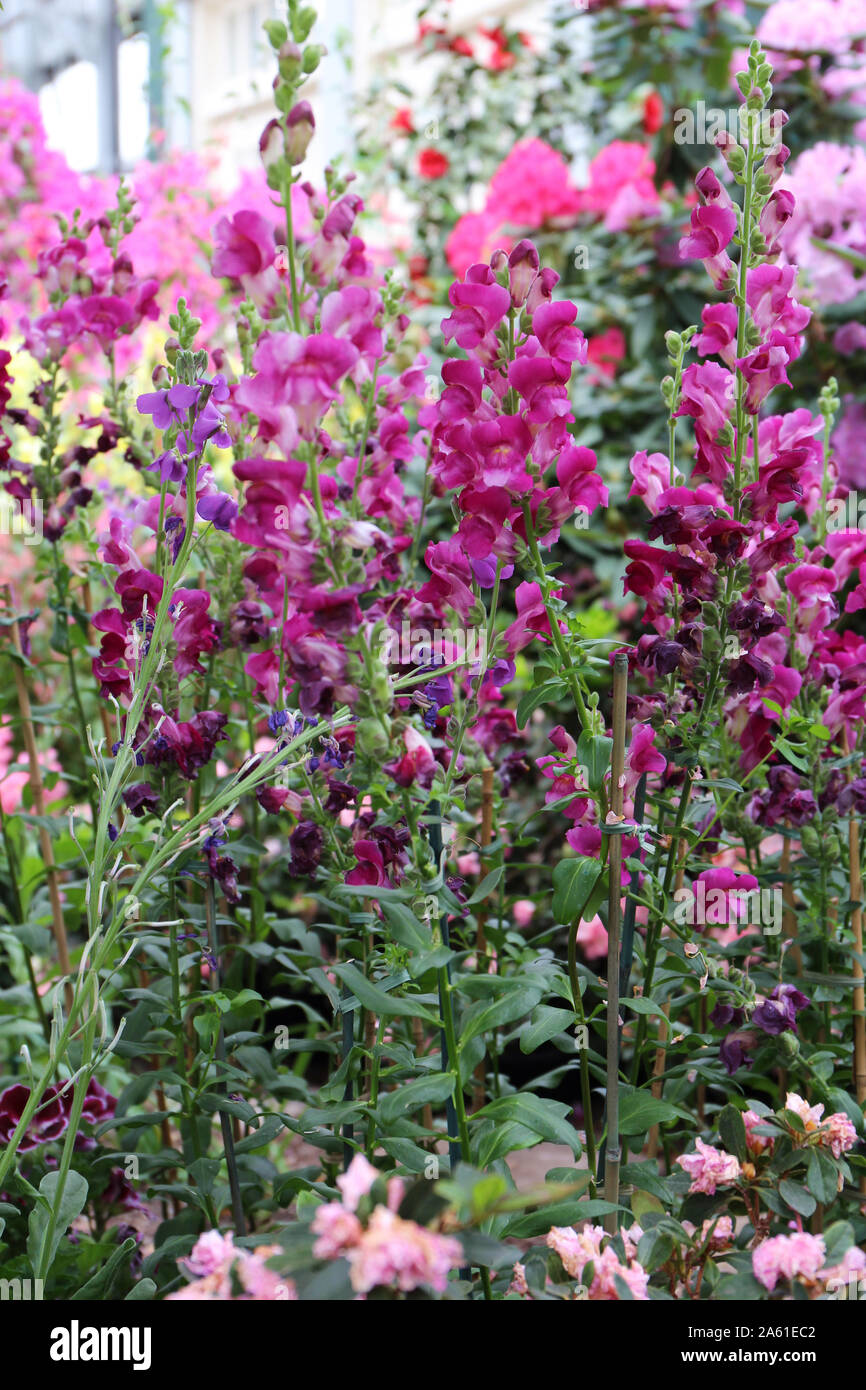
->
[187,0,547,182]
[0,0,548,177]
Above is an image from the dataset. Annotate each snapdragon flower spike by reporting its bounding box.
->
[419,239,607,662]
[623,82,863,806]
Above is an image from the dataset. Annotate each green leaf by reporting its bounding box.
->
[516,680,568,729]
[823,1220,855,1266]
[234,1113,285,1152]
[381,901,432,952]
[637,1228,674,1272]
[460,983,543,1047]
[806,1148,839,1206]
[502,1199,620,1238]
[466,866,505,906]
[716,1271,763,1300]
[379,1073,455,1124]
[631,1189,664,1222]
[552,856,602,925]
[27,1170,89,1279]
[577,731,613,790]
[779,1179,817,1217]
[71,1238,138,1300]
[773,737,810,773]
[125,1278,157,1301]
[331,962,438,1023]
[458,1230,516,1269]
[717,1104,748,1164]
[619,996,668,1019]
[619,1092,682,1137]
[473,1094,581,1154]
[520,1005,575,1053]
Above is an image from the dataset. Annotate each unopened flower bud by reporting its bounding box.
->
[507,239,540,308]
[286,100,315,164]
[259,117,284,170]
[302,43,326,74]
[278,40,303,80]
[263,19,288,49]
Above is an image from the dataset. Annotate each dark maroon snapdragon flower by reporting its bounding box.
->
[289,820,324,877]
[123,783,159,817]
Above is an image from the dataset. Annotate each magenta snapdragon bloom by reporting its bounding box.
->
[679,202,737,262]
[694,302,739,366]
[746,263,810,340]
[76,294,136,352]
[416,541,477,621]
[171,588,221,678]
[675,361,735,439]
[679,204,737,289]
[759,188,795,254]
[320,285,384,368]
[674,362,736,483]
[234,330,358,451]
[345,839,387,887]
[629,450,681,512]
[502,581,555,657]
[213,208,279,307]
[442,263,512,350]
[735,333,794,412]
[531,300,589,365]
[623,722,666,793]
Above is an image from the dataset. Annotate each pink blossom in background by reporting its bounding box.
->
[577,913,608,960]
[752,1232,826,1290]
[778,143,866,305]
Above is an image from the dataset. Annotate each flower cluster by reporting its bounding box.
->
[446,138,661,276]
[675,1136,742,1194]
[544,1222,650,1299]
[168,1229,295,1300]
[309,1154,463,1295]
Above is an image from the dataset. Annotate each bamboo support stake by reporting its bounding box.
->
[647,844,685,1159]
[779,830,803,974]
[604,654,628,1233]
[7,608,73,1011]
[646,1006,670,1162]
[472,766,496,1111]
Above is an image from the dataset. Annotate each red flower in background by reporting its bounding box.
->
[390,107,414,134]
[643,91,664,134]
[418,148,450,179]
[587,326,627,382]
